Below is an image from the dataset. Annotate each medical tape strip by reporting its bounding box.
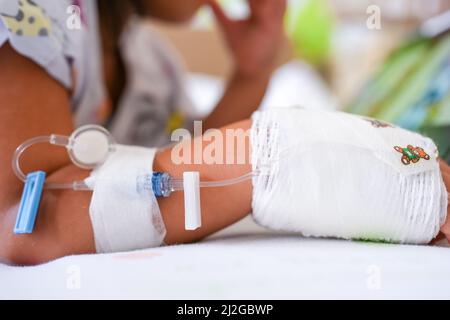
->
[85,145,166,253]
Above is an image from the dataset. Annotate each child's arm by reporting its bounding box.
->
[0,44,253,265]
[0,43,89,264]
[132,0,286,130]
[203,0,286,130]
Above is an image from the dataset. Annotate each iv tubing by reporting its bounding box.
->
[12,135,90,190]
[13,135,256,193]
[170,172,255,191]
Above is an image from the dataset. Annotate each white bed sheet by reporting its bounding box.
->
[1,216,449,300]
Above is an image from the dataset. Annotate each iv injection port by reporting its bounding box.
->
[137,172,173,198]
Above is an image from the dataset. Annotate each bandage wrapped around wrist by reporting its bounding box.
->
[85,145,166,253]
[251,107,448,244]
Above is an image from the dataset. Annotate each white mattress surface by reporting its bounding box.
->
[1,218,449,299]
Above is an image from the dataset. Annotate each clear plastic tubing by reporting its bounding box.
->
[12,135,91,191]
[12,129,255,196]
[138,171,255,198]
[13,136,254,196]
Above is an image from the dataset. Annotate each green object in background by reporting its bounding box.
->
[346,31,450,159]
[286,0,334,66]
[425,92,450,127]
[347,32,450,129]
[420,125,450,164]
[348,38,431,116]
[376,35,450,124]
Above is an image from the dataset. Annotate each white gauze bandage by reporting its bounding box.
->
[85,145,166,253]
[251,107,448,244]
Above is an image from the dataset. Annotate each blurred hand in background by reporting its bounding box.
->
[207,0,287,78]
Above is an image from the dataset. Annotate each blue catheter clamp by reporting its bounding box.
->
[11,125,116,235]
[14,171,46,234]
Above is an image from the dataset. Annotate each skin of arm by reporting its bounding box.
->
[0,43,94,264]
[202,70,272,131]
[202,0,287,130]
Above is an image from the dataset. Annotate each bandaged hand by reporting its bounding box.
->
[207,0,286,78]
[439,160,450,243]
[251,108,448,245]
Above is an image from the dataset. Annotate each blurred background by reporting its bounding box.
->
[147,0,450,160]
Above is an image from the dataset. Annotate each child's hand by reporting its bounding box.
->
[439,160,450,243]
[208,0,286,78]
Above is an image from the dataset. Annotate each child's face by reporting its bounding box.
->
[141,0,208,23]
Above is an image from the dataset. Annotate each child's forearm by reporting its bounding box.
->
[0,119,253,265]
[0,164,95,265]
[203,0,286,131]
[155,119,252,244]
[203,70,271,131]
[0,43,81,264]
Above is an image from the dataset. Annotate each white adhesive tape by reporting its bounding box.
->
[85,145,166,253]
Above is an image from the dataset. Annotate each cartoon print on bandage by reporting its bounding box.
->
[0,0,51,37]
[394,145,431,165]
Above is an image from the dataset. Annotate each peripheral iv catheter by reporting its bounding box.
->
[12,125,254,234]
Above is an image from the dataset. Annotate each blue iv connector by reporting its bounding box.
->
[134,171,174,198]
